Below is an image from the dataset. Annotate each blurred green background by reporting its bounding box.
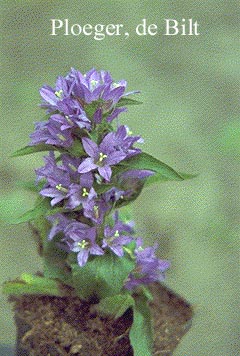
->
[1,1,239,355]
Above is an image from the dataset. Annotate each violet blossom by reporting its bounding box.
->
[78,136,126,181]
[63,222,104,267]
[102,214,134,257]
[125,242,170,290]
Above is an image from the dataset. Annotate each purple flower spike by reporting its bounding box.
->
[78,136,126,181]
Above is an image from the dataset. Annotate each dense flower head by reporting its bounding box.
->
[29,67,170,290]
[30,68,141,149]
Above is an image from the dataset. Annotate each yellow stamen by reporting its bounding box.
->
[65,115,73,125]
[56,184,68,193]
[57,134,66,141]
[78,240,89,249]
[90,79,98,88]
[82,188,89,197]
[93,205,99,218]
[55,89,63,98]
[99,152,107,162]
[68,163,77,172]
[114,230,120,238]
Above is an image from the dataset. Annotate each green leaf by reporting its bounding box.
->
[116,97,143,107]
[12,197,50,224]
[129,295,153,356]
[178,172,198,180]
[11,197,74,225]
[11,144,60,157]
[65,139,84,156]
[119,152,184,182]
[71,252,135,300]
[144,170,197,186]
[84,101,100,119]
[93,182,115,194]
[96,293,135,319]
[118,205,133,224]
[2,273,61,296]
[43,239,72,285]
[15,180,42,192]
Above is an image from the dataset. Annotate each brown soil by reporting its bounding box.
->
[12,283,193,356]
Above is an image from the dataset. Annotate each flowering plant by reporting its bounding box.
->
[3,68,191,355]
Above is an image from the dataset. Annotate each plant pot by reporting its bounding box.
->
[12,283,193,356]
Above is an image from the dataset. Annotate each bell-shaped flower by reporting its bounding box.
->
[29,118,73,147]
[64,223,104,267]
[125,242,170,290]
[78,136,126,181]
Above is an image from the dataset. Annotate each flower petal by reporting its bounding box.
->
[82,137,98,157]
[77,249,89,267]
[78,158,97,173]
[98,165,112,181]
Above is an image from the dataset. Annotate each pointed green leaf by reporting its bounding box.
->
[15,180,44,192]
[144,170,197,186]
[12,197,71,225]
[12,197,50,224]
[116,97,143,107]
[96,293,135,319]
[11,144,60,157]
[119,152,183,182]
[178,172,198,180]
[129,295,153,356]
[71,252,135,300]
[2,274,61,296]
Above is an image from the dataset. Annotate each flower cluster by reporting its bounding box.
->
[31,68,170,290]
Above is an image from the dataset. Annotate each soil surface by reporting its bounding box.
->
[12,283,193,356]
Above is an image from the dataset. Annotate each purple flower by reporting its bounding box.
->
[69,68,134,107]
[78,136,126,181]
[69,68,107,104]
[46,213,70,240]
[29,118,73,147]
[66,172,97,209]
[102,212,134,256]
[104,125,143,158]
[61,154,82,182]
[39,155,97,209]
[83,198,110,224]
[125,242,170,290]
[55,98,91,130]
[103,187,128,203]
[37,153,71,206]
[64,222,104,266]
[106,107,127,123]
[40,76,74,113]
